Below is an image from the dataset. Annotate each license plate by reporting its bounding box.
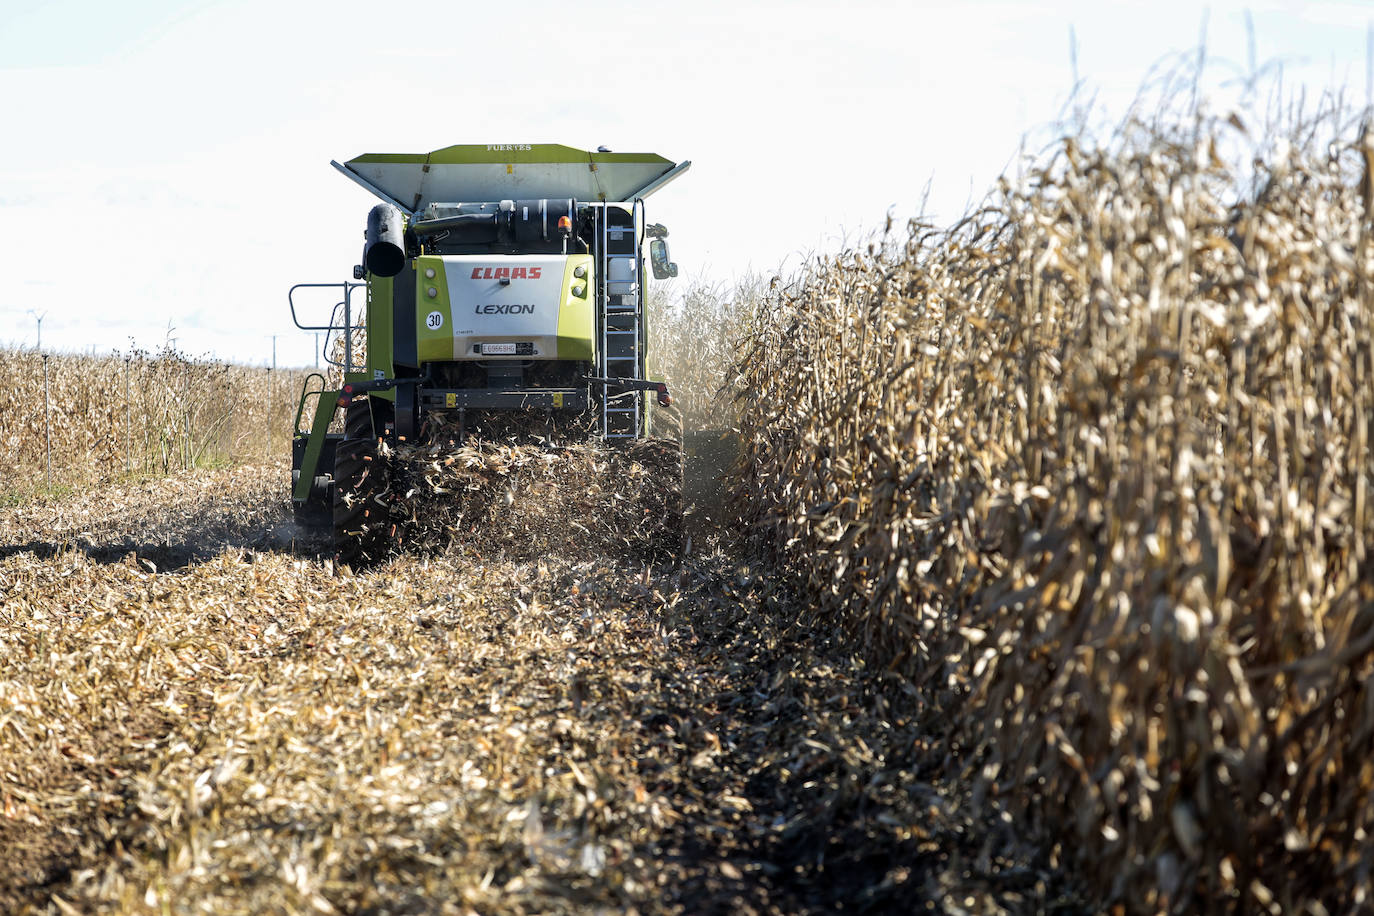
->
[480,343,517,355]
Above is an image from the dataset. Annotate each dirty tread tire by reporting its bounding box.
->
[333,397,393,566]
[293,477,333,530]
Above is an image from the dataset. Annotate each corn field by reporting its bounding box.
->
[4,99,1374,915]
[0,346,316,495]
[728,106,1374,913]
[649,278,763,432]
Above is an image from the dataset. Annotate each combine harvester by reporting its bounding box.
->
[288,144,689,562]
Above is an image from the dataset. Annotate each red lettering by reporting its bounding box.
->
[469,265,544,280]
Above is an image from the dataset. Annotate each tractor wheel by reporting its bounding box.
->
[333,396,394,566]
[292,471,334,531]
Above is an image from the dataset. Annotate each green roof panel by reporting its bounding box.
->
[342,144,681,209]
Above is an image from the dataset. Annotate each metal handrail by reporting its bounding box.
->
[289,281,365,374]
[293,372,328,434]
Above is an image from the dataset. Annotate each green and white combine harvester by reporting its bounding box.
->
[289,144,689,562]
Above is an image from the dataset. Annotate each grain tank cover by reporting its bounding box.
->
[340,144,687,212]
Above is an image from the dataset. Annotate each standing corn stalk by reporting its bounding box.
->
[730,104,1374,913]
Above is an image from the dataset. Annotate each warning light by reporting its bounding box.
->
[557,215,572,234]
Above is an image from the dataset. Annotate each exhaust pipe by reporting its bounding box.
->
[363,203,406,277]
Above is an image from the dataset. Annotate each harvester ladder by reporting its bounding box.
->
[598,203,643,439]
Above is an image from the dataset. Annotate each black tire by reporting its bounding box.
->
[292,471,334,531]
[333,397,394,566]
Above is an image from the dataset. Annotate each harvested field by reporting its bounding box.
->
[0,463,1081,914]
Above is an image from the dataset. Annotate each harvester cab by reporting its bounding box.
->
[288,144,689,562]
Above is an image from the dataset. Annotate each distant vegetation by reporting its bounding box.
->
[0,345,315,496]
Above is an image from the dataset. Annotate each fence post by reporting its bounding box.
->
[226,378,234,462]
[184,361,192,470]
[42,354,51,493]
[124,356,131,475]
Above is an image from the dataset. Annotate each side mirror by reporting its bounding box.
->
[649,238,678,279]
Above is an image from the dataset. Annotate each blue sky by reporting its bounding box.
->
[0,0,1368,365]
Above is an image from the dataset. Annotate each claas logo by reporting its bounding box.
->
[470,266,543,280]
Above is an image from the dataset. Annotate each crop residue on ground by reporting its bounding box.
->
[0,463,1077,915]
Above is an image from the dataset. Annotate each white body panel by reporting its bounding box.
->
[445,256,565,359]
